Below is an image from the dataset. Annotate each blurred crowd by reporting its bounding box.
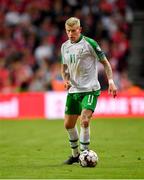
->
[0,0,143,93]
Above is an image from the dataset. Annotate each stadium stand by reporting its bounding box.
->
[0,0,143,93]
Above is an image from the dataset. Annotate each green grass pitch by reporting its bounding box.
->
[0,118,144,179]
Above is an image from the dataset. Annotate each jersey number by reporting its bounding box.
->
[87,95,94,105]
[70,54,76,63]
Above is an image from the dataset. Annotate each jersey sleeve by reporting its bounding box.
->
[61,44,65,64]
[84,36,106,61]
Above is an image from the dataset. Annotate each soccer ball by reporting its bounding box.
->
[79,149,98,167]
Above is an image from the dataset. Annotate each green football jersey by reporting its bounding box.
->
[61,34,106,93]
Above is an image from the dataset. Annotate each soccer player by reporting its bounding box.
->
[61,17,117,164]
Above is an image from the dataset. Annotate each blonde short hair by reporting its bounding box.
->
[65,17,80,27]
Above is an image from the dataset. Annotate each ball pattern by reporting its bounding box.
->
[79,149,98,167]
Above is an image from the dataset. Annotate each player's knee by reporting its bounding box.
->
[81,120,89,128]
[81,116,89,128]
[81,113,90,128]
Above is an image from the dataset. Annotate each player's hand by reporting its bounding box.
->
[64,80,71,90]
[108,80,117,98]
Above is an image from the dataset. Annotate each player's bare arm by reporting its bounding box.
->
[61,64,71,90]
[100,58,117,98]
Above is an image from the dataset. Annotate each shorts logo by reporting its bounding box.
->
[65,106,68,112]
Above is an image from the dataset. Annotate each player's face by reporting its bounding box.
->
[65,25,82,43]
